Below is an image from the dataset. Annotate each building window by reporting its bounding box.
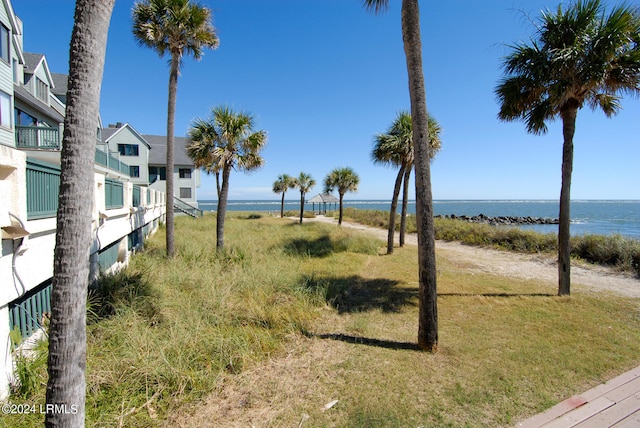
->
[0,91,11,128]
[35,77,49,102]
[148,166,166,182]
[179,187,192,199]
[117,144,139,156]
[0,24,9,63]
[15,108,38,126]
[179,168,192,179]
[130,165,140,177]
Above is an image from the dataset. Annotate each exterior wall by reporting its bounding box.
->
[105,127,150,186]
[175,165,198,206]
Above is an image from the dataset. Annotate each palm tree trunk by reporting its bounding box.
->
[338,193,344,225]
[217,166,231,250]
[402,0,438,352]
[299,192,305,224]
[400,164,412,247]
[558,105,577,296]
[46,1,114,426]
[165,56,180,258]
[215,171,221,200]
[387,165,405,255]
[280,192,285,218]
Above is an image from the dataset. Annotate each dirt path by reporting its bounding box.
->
[308,215,640,298]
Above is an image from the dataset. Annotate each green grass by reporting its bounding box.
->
[2,212,639,427]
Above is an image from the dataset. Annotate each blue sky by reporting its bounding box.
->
[13,0,640,201]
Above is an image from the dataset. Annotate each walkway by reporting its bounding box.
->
[516,365,640,427]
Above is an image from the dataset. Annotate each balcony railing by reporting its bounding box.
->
[95,148,131,176]
[15,125,61,149]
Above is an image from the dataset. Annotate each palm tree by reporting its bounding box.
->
[45,1,114,426]
[364,0,438,351]
[372,112,442,252]
[132,0,218,258]
[187,106,267,250]
[293,172,315,224]
[495,0,640,296]
[273,174,295,218]
[372,111,412,254]
[324,167,360,225]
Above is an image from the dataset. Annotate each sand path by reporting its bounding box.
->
[308,215,640,298]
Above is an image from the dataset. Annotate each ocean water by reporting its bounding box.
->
[197,199,640,239]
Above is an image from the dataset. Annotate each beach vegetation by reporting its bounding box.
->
[133,0,218,258]
[371,111,442,253]
[293,172,316,224]
[187,106,267,251]
[495,0,640,295]
[3,214,640,427]
[323,167,360,225]
[339,207,640,275]
[272,174,296,218]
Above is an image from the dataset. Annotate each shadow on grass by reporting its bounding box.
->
[438,293,555,298]
[301,274,418,313]
[310,332,422,352]
[284,235,334,257]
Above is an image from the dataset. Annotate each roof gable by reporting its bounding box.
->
[102,124,151,149]
[23,52,55,88]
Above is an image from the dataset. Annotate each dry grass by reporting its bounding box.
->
[3,213,639,428]
[170,226,640,428]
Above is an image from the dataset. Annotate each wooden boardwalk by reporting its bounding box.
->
[516,366,640,427]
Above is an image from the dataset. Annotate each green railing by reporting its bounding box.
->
[9,283,52,340]
[15,125,61,149]
[95,148,131,177]
[105,178,124,209]
[26,159,60,220]
[95,148,107,165]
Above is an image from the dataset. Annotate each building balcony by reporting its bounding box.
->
[15,125,61,150]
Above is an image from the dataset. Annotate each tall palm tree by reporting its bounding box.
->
[273,174,295,218]
[45,1,114,426]
[364,0,438,351]
[399,114,441,245]
[293,172,315,224]
[372,112,442,251]
[324,167,360,225]
[495,0,640,296]
[132,0,218,258]
[187,106,267,250]
[372,111,412,254]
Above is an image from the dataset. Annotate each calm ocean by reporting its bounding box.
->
[197,200,640,239]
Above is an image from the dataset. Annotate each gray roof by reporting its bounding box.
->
[23,52,44,74]
[308,193,339,203]
[143,134,194,166]
[51,73,68,97]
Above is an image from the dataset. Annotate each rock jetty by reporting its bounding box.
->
[435,213,559,226]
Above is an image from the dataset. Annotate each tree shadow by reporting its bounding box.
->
[310,332,422,352]
[301,274,418,313]
[438,293,555,298]
[284,235,334,257]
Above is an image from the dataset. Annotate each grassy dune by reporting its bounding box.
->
[2,212,640,427]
